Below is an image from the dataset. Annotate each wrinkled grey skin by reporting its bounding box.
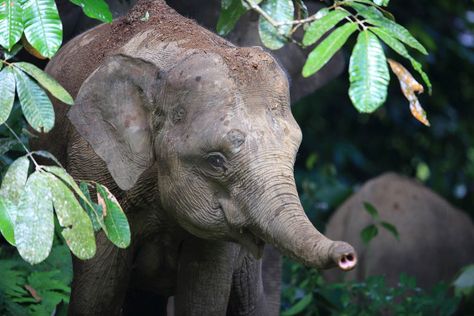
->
[35,1,356,315]
[325,173,474,289]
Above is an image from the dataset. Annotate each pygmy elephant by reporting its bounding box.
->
[35,0,357,314]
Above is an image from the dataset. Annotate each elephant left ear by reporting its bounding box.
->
[68,54,160,190]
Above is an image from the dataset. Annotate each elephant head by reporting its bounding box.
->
[68,43,356,271]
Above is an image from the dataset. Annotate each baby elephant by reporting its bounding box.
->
[36,0,356,315]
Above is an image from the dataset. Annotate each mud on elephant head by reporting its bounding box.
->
[65,1,356,272]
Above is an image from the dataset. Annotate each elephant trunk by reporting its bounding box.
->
[243,172,357,271]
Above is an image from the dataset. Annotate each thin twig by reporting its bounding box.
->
[4,123,41,170]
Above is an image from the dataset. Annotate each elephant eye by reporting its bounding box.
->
[206,153,226,169]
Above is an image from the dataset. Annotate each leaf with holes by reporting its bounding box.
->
[23,0,62,58]
[349,30,390,113]
[0,0,24,49]
[15,171,54,264]
[302,9,349,46]
[46,174,96,259]
[0,67,16,125]
[96,183,130,248]
[370,27,431,94]
[14,68,55,132]
[14,62,74,105]
[303,22,357,77]
[360,224,378,244]
[258,0,294,50]
[79,181,105,232]
[69,0,112,23]
[217,0,248,36]
[380,221,399,240]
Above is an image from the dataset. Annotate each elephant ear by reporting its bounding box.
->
[68,54,160,190]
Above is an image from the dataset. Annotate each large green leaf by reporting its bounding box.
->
[23,0,62,58]
[360,224,378,244]
[0,156,30,243]
[13,62,74,105]
[348,3,427,55]
[258,0,294,50]
[14,68,55,132]
[217,0,248,36]
[15,171,54,264]
[46,174,96,260]
[302,22,358,77]
[96,183,130,248]
[302,9,349,46]
[370,27,432,94]
[0,67,16,125]
[349,30,390,113]
[69,0,112,24]
[0,0,24,49]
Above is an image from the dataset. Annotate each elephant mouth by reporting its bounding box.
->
[231,228,265,259]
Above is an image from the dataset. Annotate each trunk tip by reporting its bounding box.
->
[331,241,357,271]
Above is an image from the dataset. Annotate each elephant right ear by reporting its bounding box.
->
[68,54,161,191]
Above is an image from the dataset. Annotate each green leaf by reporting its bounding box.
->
[258,0,294,50]
[23,0,63,58]
[69,0,112,24]
[46,174,96,260]
[15,171,54,264]
[302,9,350,46]
[13,62,74,105]
[221,0,232,10]
[0,0,24,49]
[0,156,30,239]
[349,4,427,55]
[453,265,474,297]
[370,27,432,94]
[31,150,64,167]
[96,183,130,248]
[79,181,105,232]
[349,30,390,113]
[14,67,55,132]
[4,42,23,59]
[0,197,15,245]
[303,22,358,77]
[373,0,389,6]
[380,221,399,240]
[360,224,378,244]
[363,201,379,219]
[0,67,16,125]
[217,0,248,36]
[281,293,313,316]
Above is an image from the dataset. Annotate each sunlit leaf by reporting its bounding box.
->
[69,0,112,24]
[373,0,389,6]
[258,0,294,50]
[0,0,24,49]
[79,181,105,232]
[302,22,357,77]
[13,62,74,105]
[349,30,390,113]
[46,174,96,259]
[360,224,378,244]
[380,221,399,240]
[302,9,349,46]
[0,66,16,125]
[221,0,232,10]
[14,68,55,132]
[23,0,62,58]
[15,171,54,264]
[96,184,130,248]
[348,4,427,55]
[217,0,248,36]
[370,27,432,94]
[453,265,474,297]
[387,58,430,126]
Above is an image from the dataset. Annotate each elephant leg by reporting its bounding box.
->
[261,245,282,316]
[175,238,239,316]
[68,232,133,316]
[227,250,269,316]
